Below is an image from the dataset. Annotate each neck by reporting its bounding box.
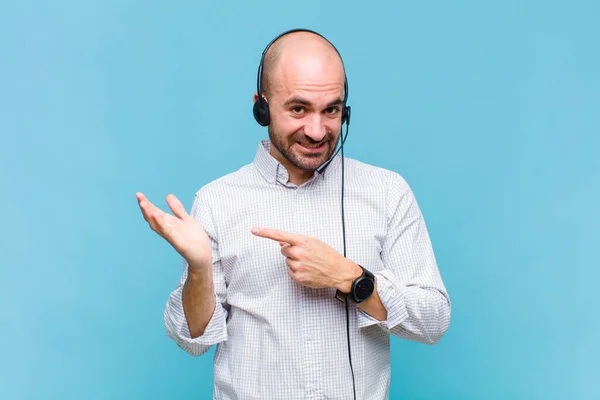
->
[269,146,313,186]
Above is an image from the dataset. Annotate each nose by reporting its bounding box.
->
[303,114,328,142]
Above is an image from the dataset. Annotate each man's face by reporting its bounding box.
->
[265,57,346,173]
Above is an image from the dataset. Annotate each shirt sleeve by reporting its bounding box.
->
[357,172,451,345]
[163,188,229,356]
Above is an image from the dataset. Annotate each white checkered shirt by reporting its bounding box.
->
[164,140,451,399]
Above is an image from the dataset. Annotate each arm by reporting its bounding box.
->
[250,175,449,344]
[164,190,229,356]
[183,265,216,338]
[356,173,451,345]
[335,260,388,321]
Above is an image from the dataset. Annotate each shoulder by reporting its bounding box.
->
[342,156,411,193]
[193,163,255,201]
[341,157,418,221]
[186,163,255,225]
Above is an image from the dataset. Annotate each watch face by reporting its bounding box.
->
[354,277,375,301]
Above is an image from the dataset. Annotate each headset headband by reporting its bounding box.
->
[253,28,350,127]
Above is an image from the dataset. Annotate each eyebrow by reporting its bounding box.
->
[283,97,343,108]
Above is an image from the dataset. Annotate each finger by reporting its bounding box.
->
[287,267,306,286]
[142,203,164,228]
[251,227,303,246]
[166,194,190,221]
[280,243,294,259]
[287,267,296,280]
[137,194,158,222]
[147,208,163,232]
[136,192,149,212]
[149,207,178,239]
[137,195,169,232]
[286,258,300,272]
[288,267,300,282]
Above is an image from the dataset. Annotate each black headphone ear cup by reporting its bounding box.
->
[342,105,351,125]
[253,99,270,126]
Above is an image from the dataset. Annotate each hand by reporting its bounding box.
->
[251,227,362,291]
[136,192,212,271]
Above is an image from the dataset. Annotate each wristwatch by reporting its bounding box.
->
[335,265,375,303]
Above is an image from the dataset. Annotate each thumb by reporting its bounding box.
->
[166,194,190,220]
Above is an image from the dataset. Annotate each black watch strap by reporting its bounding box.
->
[335,265,375,303]
[335,289,348,302]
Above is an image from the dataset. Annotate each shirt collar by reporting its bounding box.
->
[253,140,339,187]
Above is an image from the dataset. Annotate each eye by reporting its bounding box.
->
[325,106,340,115]
[291,106,305,115]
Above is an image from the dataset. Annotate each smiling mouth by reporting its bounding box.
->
[297,142,326,151]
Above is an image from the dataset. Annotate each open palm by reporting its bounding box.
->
[136,192,212,270]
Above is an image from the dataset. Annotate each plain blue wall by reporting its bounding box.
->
[1,1,599,399]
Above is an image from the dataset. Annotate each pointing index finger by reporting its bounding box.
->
[251,227,302,246]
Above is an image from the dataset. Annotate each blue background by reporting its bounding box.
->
[1,1,599,399]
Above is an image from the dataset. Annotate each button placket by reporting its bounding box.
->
[296,186,324,399]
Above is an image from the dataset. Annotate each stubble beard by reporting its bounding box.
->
[268,125,339,172]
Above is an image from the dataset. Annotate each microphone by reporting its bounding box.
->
[316,121,350,174]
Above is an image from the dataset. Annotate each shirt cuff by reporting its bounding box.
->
[356,270,409,331]
[166,286,228,347]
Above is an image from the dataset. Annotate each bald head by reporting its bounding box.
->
[260,31,346,99]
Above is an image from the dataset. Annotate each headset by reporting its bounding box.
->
[253,28,351,127]
[253,29,357,400]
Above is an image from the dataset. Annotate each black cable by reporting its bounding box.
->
[346,301,356,400]
[339,121,357,400]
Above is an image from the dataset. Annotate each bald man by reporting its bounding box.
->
[137,29,451,400]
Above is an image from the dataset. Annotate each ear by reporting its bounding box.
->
[253,92,259,103]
